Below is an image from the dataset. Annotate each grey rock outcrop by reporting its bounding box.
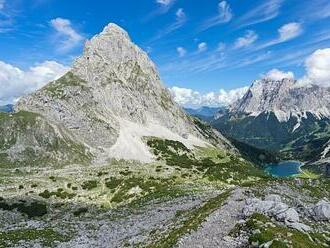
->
[243,195,301,225]
[308,200,330,221]
[15,23,233,163]
[231,78,330,123]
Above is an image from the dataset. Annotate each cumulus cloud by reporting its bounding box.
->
[263,69,294,81]
[177,47,187,57]
[304,48,330,86]
[200,1,233,31]
[234,30,258,49]
[262,48,330,86]
[0,60,69,105]
[50,18,84,52]
[169,86,249,107]
[198,42,208,52]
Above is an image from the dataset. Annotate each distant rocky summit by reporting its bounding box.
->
[213,78,330,167]
[231,78,330,122]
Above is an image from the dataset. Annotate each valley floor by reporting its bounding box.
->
[0,141,329,248]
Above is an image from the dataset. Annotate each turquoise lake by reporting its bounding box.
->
[265,161,302,177]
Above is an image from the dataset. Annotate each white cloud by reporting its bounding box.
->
[151,8,186,41]
[278,22,303,42]
[156,0,174,6]
[263,69,294,81]
[236,0,283,28]
[258,22,303,49]
[234,30,258,49]
[169,86,248,107]
[302,0,330,21]
[0,0,5,10]
[176,8,185,19]
[177,47,187,57]
[217,42,226,52]
[200,1,233,31]
[263,49,330,87]
[0,60,69,105]
[50,18,83,52]
[198,42,208,52]
[304,48,330,86]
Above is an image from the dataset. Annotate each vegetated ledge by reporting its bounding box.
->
[0,110,93,168]
[230,213,330,247]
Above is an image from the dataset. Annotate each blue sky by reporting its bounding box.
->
[0,0,330,106]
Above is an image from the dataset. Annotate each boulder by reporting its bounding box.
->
[276,208,299,223]
[264,194,282,203]
[287,222,312,232]
[309,200,330,221]
[243,197,299,223]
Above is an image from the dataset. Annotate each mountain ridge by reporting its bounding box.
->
[230,78,330,124]
[14,23,233,164]
[213,78,330,166]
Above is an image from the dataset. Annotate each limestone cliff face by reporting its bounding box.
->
[213,78,330,164]
[231,78,330,122]
[16,23,232,162]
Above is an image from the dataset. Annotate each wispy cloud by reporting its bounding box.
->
[199,1,233,31]
[177,47,187,57]
[232,51,272,69]
[156,0,174,6]
[299,0,330,21]
[144,0,176,21]
[234,30,258,49]
[50,18,84,52]
[0,0,5,10]
[0,0,15,33]
[150,8,186,41]
[257,22,303,50]
[217,42,226,52]
[235,0,283,28]
[160,42,272,74]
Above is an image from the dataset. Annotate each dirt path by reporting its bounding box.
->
[177,188,247,248]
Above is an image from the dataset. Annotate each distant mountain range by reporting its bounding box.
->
[212,78,330,168]
[0,104,13,113]
[184,106,225,121]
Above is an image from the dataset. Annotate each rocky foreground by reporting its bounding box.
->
[0,142,329,247]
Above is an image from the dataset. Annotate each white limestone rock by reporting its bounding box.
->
[230,78,330,124]
[243,196,300,223]
[308,200,330,221]
[15,23,233,163]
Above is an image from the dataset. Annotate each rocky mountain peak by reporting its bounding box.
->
[73,23,159,89]
[16,23,233,162]
[231,78,330,122]
[102,23,130,38]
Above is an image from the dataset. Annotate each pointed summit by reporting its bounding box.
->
[16,23,233,162]
[101,23,130,39]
